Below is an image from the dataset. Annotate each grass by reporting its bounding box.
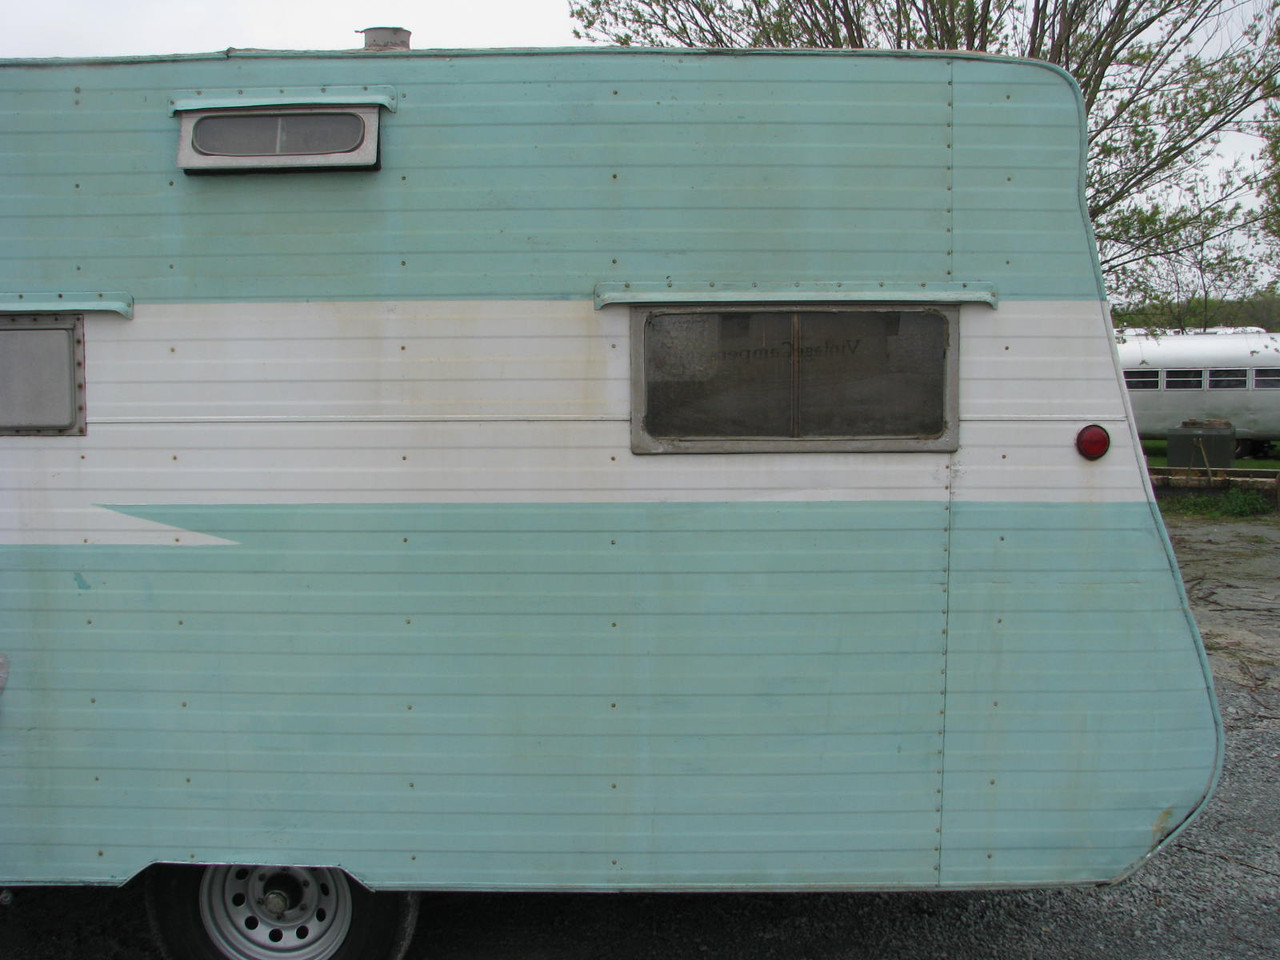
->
[1141,439,1280,471]
[1139,440,1278,517]
[1158,487,1276,518]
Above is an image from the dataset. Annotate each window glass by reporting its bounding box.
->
[193,113,365,157]
[178,105,380,171]
[1164,369,1204,390]
[1208,368,1247,389]
[0,315,86,436]
[636,307,952,452]
[1255,368,1280,389]
[1124,369,1159,390]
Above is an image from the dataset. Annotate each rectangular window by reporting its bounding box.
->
[1208,368,1247,389]
[1124,369,1159,390]
[1164,369,1204,390]
[0,315,86,436]
[632,305,956,453]
[1255,368,1280,389]
[177,105,380,171]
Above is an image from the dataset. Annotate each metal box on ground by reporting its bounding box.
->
[1168,419,1235,469]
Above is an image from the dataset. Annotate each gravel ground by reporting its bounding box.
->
[3,513,1278,959]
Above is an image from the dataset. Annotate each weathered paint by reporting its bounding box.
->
[0,499,1215,888]
[0,48,1218,891]
[1,49,1101,304]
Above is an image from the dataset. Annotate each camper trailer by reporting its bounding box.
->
[0,41,1220,960]
[1117,331,1280,457]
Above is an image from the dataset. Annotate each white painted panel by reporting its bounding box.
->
[1,421,954,544]
[2,297,1151,544]
[85,299,1127,424]
[950,418,1149,504]
[87,300,629,421]
[958,300,1126,418]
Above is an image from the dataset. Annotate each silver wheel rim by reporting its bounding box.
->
[198,865,353,960]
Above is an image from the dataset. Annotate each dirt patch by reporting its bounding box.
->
[1164,513,1280,689]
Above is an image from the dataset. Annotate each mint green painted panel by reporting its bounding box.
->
[0,51,1103,303]
[942,502,1219,886]
[0,499,1220,889]
[950,61,1103,299]
[0,501,949,887]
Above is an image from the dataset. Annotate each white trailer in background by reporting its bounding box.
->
[1117,332,1280,455]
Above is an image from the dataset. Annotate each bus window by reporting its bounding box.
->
[1164,369,1204,389]
[1208,368,1247,389]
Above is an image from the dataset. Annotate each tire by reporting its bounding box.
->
[145,864,419,960]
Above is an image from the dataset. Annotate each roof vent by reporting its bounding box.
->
[359,27,411,51]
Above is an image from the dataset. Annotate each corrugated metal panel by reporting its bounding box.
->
[0,500,950,886]
[0,50,1217,892]
[943,502,1218,884]
[0,51,1102,304]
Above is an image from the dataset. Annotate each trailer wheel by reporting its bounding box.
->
[145,864,419,960]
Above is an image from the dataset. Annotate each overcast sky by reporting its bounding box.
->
[2,0,589,59]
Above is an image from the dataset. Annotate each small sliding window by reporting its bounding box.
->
[178,104,381,171]
[0,315,86,436]
[632,305,957,454]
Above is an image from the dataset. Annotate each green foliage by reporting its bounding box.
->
[1160,487,1276,517]
[1111,286,1280,333]
[1262,100,1280,250]
[568,0,1280,301]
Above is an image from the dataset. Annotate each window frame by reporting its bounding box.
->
[1164,369,1205,390]
[1254,368,1280,389]
[1124,369,1159,390]
[1208,368,1248,390]
[0,314,87,436]
[177,104,381,171]
[630,303,958,455]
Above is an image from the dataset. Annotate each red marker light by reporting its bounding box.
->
[1076,424,1110,461]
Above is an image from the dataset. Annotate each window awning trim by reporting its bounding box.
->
[595,280,997,310]
[170,86,398,115]
[1,292,133,319]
